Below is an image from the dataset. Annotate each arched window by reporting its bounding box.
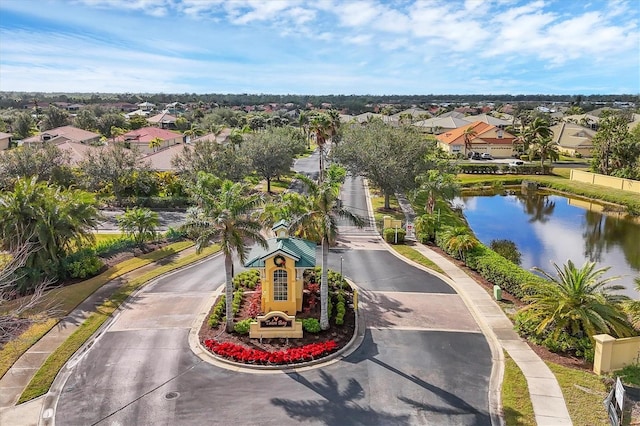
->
[273,269,288,301]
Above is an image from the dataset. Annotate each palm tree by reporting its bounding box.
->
[522,117,552,154]
[624,276,640,328]
[529,135,559,171]
[148,137,163,152]
[289,173,364,330]
[522,260,634,339]
[310,113,332,181]
[414,170,459,215]
[298,110,311,148]
[462,125,477,155]
[182,173,267,332]
[116,207,159,246]
[440,226,478,261]
[183,124,205,141]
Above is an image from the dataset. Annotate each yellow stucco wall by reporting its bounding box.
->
[594,334,640,375]
[261,255,303,315]
[571,169,640,194]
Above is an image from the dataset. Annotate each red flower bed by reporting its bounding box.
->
[203,339,338,365]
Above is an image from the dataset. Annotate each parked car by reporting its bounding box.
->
[481,153,494,160]
[468,151,481,160]
[508,160,525,167]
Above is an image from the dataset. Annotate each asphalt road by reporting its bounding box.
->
[54,153,493,425]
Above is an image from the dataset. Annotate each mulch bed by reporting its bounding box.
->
[199,290,356,359]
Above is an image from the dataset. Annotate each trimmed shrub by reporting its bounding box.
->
[61,248,103,279]
[302,318,321,333]
[383,227,405,244]
[233,318,252,334]
[335,292,346,325]
[208,295,226,328]
[233,269,261,290]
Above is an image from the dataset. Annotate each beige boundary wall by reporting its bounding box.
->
[593,334,640,375]
[571,169,640,194]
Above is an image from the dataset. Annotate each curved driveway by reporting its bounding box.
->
[54,175,494,425]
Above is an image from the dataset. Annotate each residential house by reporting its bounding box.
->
[550,122,595,157]
[145,143,187,171]
[117,127,183,154]
[165,102,186,115]
[137,101,156,112]
[147,112,178,129]
[435,121,516,157]
[21,125,101,146]
[391,108,431,123]
[0,132,13,151]
[413,116,471,134]
[0,132,13,150]
[464,114,511,128]
[55,140,97,165]
[190,128,232,145]
[352,112,398,125]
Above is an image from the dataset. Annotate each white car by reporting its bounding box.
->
[508,160,525,167]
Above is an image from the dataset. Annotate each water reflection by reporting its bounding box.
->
[456,191,640,299]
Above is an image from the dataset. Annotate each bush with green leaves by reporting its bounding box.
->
[489,239,522,265]
[233,269,261,290]
[164,227,185,241]
[94,236,137,257]
[232,289,244,315]
[116,207,159,246]
[383,227,405,244]
[208,295,226,328]
[302,318,321,333]
[335,292,346,326]
[233,318,253,334]
[514,311,594,362]
[61,248,104,279]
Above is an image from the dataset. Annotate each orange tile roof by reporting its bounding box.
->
[436,121,492,145]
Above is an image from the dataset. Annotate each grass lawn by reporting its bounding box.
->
[94,233,123,244]
[0,241,194,378]
[370,192,405,232]
[389,245,446,276]
[547,362,609,425]
[18,243,220,403]
[502,352,536,425]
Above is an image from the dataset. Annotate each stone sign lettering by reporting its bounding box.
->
[260,315,292,328]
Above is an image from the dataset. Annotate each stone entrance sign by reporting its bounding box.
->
[250,311,302,338]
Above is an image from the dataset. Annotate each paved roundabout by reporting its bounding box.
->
[51,176,496,425]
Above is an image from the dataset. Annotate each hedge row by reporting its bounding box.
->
[459,163,550,175]
[101,196,192,209]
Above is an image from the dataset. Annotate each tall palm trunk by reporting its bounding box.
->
[320,236,330,330]
[224,254,234,332]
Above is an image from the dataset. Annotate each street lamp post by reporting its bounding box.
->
[340,257,344,281]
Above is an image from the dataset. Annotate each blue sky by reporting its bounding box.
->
[0,0,638,95]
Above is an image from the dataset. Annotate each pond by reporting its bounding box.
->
[455,191,640,299]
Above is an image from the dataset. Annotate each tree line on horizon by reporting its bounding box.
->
[0,91,637,114]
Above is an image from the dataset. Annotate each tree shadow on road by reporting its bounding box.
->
[343,329,491,425]
[358,290,412,329]
[272,370,411,425]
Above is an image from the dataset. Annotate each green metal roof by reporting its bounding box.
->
[244,237,316,268]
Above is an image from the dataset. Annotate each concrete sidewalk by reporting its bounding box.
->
[0,245,201,426]
[409,242,573,425]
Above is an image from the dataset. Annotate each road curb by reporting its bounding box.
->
[189,280,366,374]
